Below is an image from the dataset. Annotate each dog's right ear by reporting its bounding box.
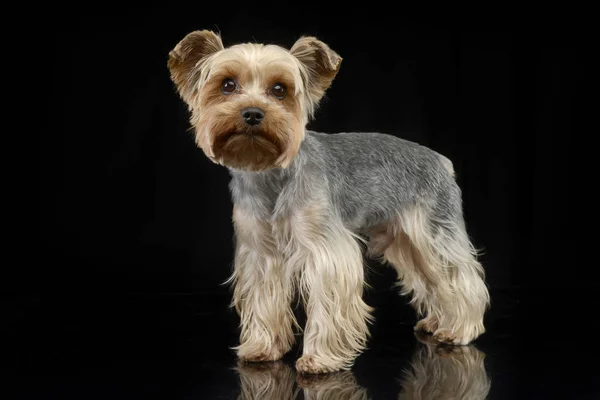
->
[168,30,224,104]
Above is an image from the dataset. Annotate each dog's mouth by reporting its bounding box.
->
[212,129,284,171]
[215,129,282,150]
[219,129,273,141]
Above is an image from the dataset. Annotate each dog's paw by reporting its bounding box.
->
[236,359,287,373]
[237,341,287,363]
[434,343,471,357]
[239,349,284,363]
[432,329,470,346]
[295,355,343,375]
[415,316,438,333]
[296,371,332,387]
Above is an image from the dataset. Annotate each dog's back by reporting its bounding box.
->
[305,130,457,232]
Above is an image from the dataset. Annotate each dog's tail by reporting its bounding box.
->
[438,154,455,178]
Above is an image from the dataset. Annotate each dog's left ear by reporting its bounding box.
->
[290,36,342,106]
[168,30,224,105]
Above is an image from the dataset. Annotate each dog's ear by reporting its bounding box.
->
[290,36,342,107]
[168,30,224,104]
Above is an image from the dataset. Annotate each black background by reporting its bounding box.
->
[24,3,598,398]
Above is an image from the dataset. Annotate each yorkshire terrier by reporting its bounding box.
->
[167,30,490,374]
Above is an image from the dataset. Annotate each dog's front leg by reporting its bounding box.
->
[229,205,296,362]
[278,204,374,374]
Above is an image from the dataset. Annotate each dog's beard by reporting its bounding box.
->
[212,127,285,171]
[194,102,304,171]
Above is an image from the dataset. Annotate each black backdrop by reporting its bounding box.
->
[30,3,596,393]
[39,6,590,290]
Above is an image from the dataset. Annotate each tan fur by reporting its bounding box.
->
[236,361,369,400]
[273,196,374,373]
[168,31,368,372]
[234,337,489,400]
[229,196,374,372]
[168,30,488,375]
[374,206,489,345]
[290,36,343,119]
[399,333,491,400]
[167,32,338,171]
[168,30,224,105]
[299,371,369,400]
[227,205,298,362]
[235,361,299,400]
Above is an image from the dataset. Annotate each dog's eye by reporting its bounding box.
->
[221,79,237,94]
[271,83,287,99]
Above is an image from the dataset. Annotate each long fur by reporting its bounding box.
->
[399,335,491,400]
[381,206,489,345]
[236,361,369,400]
[274,197,374,373]
[233,338,490,399]
[235,361,299,400]
[168,30,491,374]
[228,132,490,370]
[226,206,297,362]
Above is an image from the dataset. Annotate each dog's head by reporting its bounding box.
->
[168,30,341,171]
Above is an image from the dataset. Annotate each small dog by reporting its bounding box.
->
[168,30,490,374]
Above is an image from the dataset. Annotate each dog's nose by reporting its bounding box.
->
[241,107,265,126]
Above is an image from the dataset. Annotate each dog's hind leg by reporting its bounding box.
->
[382,198,490,345]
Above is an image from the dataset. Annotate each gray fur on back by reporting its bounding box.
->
[229,131,461,234]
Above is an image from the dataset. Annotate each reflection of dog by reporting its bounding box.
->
[233,334,491,400]
[235,361,298,400]
[168,30,490,374]
[235,361,368,400]
[298,371,370,400]
[398,332,491,400]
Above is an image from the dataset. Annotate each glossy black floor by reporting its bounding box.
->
[10,261,598,400]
